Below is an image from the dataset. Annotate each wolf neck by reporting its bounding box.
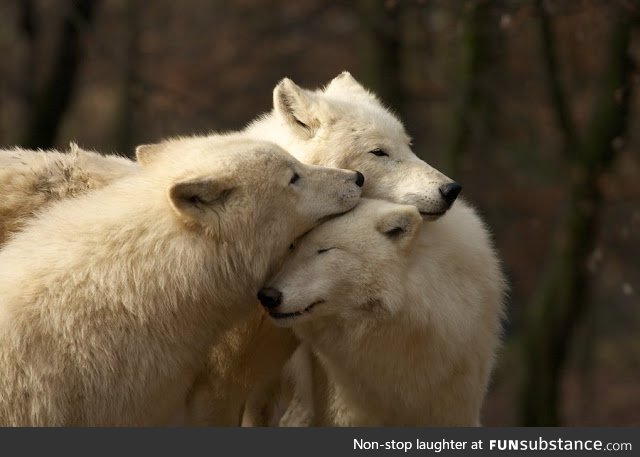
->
[304,300,425,422]
[32,180,263,351]
[123,224,263,341]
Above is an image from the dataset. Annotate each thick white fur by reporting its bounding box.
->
[0,144,137,245]
[202,73,469,426]
[237,73,504,426]
[0,73,503,426]
[0,134,361,425]
[246,73,455,216]
[264,199,505,426]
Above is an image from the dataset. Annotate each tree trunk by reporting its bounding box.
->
[21,0,98,149]
[355,0,404,114]
[446,0,494,176]
[112,0,140,157]
[19,0,38,120]
[519,5,634,426]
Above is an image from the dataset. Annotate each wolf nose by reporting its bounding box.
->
[257,288,282,309]
[354,171,365,187]
[439,182,462,206]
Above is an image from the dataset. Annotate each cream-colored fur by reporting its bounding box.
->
[262,198,505,426]
[246,73,455,217]
[0,144,137,245]
[0,73,499,426]
[0,134,361,426]
[236,73,494,426]
[209,72,465,425]
[184,311,299,426]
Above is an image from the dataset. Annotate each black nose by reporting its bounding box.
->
[354,171,365,187]
[439,182,462,206]
[257,288,282,309]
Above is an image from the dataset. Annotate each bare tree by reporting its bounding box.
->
[355,0,404,113]
[519,1,636,426]
[21,0,98,149]
[112,0,140,157]
[446,0,498,176]
[18,0,38,119]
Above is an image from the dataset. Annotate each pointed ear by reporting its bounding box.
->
[273,78,320,139]
[135,143,164,166]
[324,71,376,101]
[168,177,234,221]
[375,205,422,247]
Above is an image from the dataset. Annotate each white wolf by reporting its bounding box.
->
[0,134,362,425]
[0,73,502,426]
[0,144,136,246]
[258,198,504,426]
[190,72,469,425]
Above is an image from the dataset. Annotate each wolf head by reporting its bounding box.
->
[134,134,363,249]
[246,72,461,219]
[257,199,422,327]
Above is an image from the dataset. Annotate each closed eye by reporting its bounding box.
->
[369,148,389,157]
[289,172,300,185]
[317,247,336,254]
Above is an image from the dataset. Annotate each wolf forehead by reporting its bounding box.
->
[151,136,298,171]
[315,101,412,147]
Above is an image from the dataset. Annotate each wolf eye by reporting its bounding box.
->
[317,247,335,254]
[369,148,388,157]
[289,172,300,185]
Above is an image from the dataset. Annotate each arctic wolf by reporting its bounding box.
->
[259,198,504,426]
[0,73,501,426]
[0,134,362,425]
[0,144,136,245]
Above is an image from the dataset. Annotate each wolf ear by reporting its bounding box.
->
[375,205,422,247]
[273,78,320,139]
[136,143,164,166]
[324,71,376,101]
[168,177,234,222]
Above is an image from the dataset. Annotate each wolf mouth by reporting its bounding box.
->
[268,299,325,320]
[420,210,447,220]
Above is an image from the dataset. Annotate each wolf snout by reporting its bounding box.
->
[354,171,365,188]
[257,287,282,309]
[439,182,462,206]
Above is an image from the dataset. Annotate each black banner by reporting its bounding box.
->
[0,427,636,457]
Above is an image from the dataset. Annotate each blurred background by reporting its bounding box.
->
[0,0,638,426]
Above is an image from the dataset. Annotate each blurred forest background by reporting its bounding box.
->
[0,0,638,426]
